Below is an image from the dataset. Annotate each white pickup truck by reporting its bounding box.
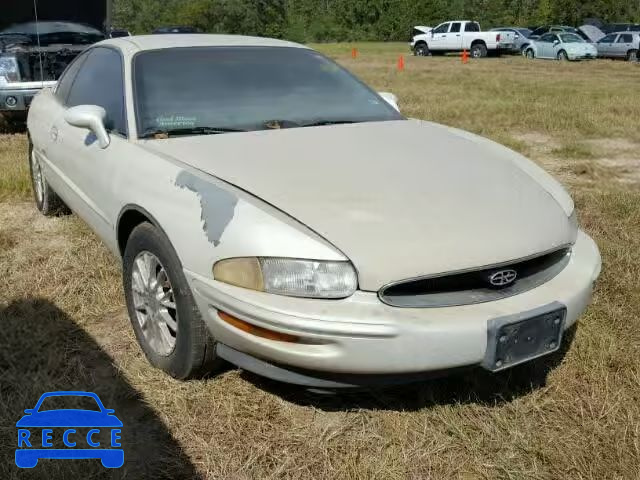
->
[410,20,516,58]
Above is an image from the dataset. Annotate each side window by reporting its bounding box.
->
[67,47,127,136]
[450,23,461,33]
[465,22,480,32]
[55,52,89,103]
[618,34,633,43]
[599,34,617,43]
[433,23,449,34]
[539,33,555,43]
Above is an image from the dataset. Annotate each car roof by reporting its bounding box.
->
[99,34,307,53]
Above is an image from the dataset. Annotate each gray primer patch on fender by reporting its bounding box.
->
[175,171,238,246]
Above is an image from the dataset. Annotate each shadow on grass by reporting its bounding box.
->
[0,114,27,134]
[0,299,202,480]
[240,326,576,412]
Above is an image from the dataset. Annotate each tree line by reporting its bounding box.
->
[114,0,640,42]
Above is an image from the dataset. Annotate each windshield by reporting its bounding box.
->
[134,47,403,137]
[0,21,104,45]
[560,34,585,43]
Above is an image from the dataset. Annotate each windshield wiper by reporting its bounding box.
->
[140,126,246,139]
[299,119,362,127]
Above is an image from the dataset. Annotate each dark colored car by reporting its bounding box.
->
[529,25,578,40]
[152,26,199,34]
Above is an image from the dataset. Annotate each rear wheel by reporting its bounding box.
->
[470,43,488,58]
[525,48,535,59]
[627,49,638,62]
[557,50,568,61]
[414,42,429,56]
[28,139,68,216]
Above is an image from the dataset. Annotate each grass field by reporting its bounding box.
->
[1,43,639,479]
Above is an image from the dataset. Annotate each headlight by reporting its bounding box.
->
[0,56,20,82]
[213,257,358,299]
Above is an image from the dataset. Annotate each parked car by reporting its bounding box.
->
[596,32,639,61]
[27,34,601,388]
[601,24,640,34]
[490,27,532,53]
[529,25,578,40]
[525,32,598,61]
[0,0,111,126]
[411,20,516,58]
[109,28,131,38]
[152,26,199,34]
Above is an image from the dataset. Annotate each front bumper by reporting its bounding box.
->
[568,52,597,60]
[186,230,601,384]
[0,81,55,112]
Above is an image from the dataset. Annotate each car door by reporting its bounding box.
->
[445,22,463,50]
[537,33,555,58]
[614,33,633,58]
[597,34,617,57]
[46,47,130,250]
[29,51,90,206]
[429,23,450,50]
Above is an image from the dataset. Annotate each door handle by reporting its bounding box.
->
[50,126,59,142]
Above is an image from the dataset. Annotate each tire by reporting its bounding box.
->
[557,50,568,61]
[28,139,69,216]
[520,43,530,54]
[414,42,429,56]
[470,43,488,58]
[525,48,535,59]
[627,49,638,62]
[123,222,222,379]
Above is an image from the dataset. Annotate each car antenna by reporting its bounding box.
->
[32,0,45,84]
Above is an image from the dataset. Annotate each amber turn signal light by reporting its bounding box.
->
[218,311,300,343]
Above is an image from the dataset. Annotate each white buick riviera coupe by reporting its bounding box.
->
[27,35,602,388]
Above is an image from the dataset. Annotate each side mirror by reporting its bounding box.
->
[553,40,560,45]
[378,92,400,112]
[23,409,34,414]
[64,105,111,149]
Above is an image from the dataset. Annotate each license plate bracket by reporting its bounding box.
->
[482,302,566,372]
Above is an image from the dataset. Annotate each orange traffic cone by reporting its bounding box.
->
[351,48,358,59]
[462,49,469,64]
[397,55,405,71]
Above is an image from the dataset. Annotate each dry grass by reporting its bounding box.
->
[1,44,639,479]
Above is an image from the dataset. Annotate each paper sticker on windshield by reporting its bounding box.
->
[155,115,197,129]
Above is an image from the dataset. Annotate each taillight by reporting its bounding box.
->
[496,34,501,42]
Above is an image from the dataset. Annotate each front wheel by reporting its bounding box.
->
[627,49,638,62]
[525,48,535,59]
[470,43,488,58]
[557,50,568,61]
[414,43,429,56]
[123,222,223,379]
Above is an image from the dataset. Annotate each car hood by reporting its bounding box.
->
[579,25,605,43]
[0,0,108,33]
[16,410,123,428]
[144,120,575,290]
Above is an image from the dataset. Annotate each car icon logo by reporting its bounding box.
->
[487,269,518,287]
[15,391,124,469]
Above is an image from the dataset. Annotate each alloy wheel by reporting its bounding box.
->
[131,251,178,356]
[30,151,44,205]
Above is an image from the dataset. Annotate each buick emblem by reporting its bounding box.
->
[488,269,518,288]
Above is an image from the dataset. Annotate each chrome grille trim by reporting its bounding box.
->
[379,246,572,308]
